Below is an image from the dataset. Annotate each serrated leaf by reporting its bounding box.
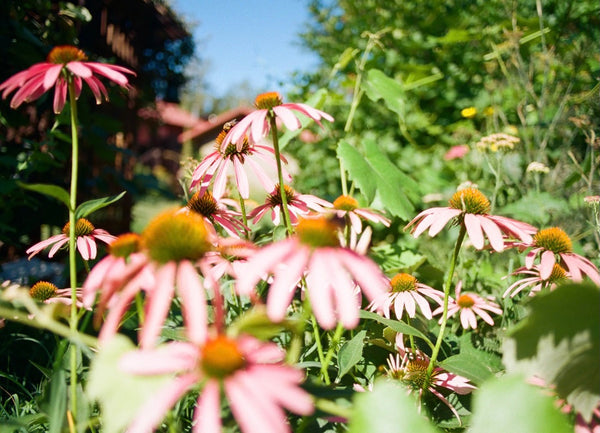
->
[337,330,366,380]
[348,379,439,433]
[359,310,432,347]
[75,191,126,219]
[87,335,172,433]
[502,282,600,420]
[337,139,377,203]
[18,182,71,209]
[469,374,572,433]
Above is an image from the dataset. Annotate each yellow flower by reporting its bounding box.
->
[461,107,477,118]
[483,106,494,116]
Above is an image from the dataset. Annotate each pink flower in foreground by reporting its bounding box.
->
[182,190,248,238]
[0,45,134,113]
[190,126,290,199]
[236,216,389,329]
[330,195,390,234]
[119,333,314,433]
[83,210,216,347]
[503,264,569,298]
[369,273,444,320]
[385,344,475,422]
[249,184,332,226]
[29,280,86,309]
[521,227,600,286]
[223,91,333,149]
[26,218,115,261]
[405,187,537,252]
[434,282,502,329]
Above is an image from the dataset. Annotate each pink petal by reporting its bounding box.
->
[272,106,302,131]
[539,250,556,280]
[305,254,338,329]
[478,215,505,252]
[266,248,308,323]
[464,213,484,249]
[66,62,92,78]
[119,342,198,375]
[43,64,63,90]
[139,262,176,348]
[177,261,207,345]
[193,380,222,433]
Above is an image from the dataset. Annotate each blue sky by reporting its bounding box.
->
[171,0,320,97]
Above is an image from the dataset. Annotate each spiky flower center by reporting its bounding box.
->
[533,227,572,253]
[142,209,212,264]
[449,188,491,215]
[296,217,340,248]
[333,195,359,211]
[390,273,418,292]
[201,335,246,378]
[547,264,568,283]
[108,233,142,258]
[30,281,58,301]
[47,45,87,64]
[255,91,283,110]
[267,184,296,207]
[62,218,95,237]
[187,191,219,218]
[219,137,250,160]
[457,294,475,308]
[404,357,431,390]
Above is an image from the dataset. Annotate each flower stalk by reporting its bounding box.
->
[268,113,293,235]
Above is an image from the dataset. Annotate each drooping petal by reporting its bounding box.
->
[464,213,484,250]
[192,380,222,433]
[177,260,207,345]
[139,262,176,348]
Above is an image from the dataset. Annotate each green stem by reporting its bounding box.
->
[238,194,249,239]
[426,224,467,379]
[314,398,353,420]
[321,322,344,385]
[269,113,293,235]
[67,79,80,420]
[311,315,328,383]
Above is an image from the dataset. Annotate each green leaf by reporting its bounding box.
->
[337,330,366,380]
[439,353,495,386]
[348,379,439,433]
[363,69,406,118]
[229,305,286,340]
[45,370,67,433]
[75,191,126,219]
[469,374,572,433]
[502,282,600,420]
[18,182,71,209]
[87,335,172,433]
[337,139,377,203]
[359,310,432,347]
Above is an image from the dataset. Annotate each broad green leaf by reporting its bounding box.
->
[45,370,67,433]
[439,353,495,386]
[362,69,406,118]
[18,182,71,209]
[336,139,377,203]
[337,330,366,380]
[469,374,572,433]
[75,191,126,219]
[87,335,172,433]
[359,310,432,347]
[502,282,600,419]
[500,192,569,226]
[348,379,439,433]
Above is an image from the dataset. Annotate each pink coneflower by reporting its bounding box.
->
[119,333,314,433]
[369,273,444,320]
[502,264,569,298]
[223,91,334,149]
[183,190,248,238]
[0,45,135,113]
[434,283,502,329]
[444,144,470,161]
[405,187,537,252]
[235,216,389,329]
[330,195,390,234]
[522,227,600,285]
[190,126,290,199]
[385,345,475,422]
[29,280,86,309]
[249,184,332,226]
[82,210,216,347]
[26,218,115,261]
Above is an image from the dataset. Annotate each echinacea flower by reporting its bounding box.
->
[249,184,332,226]
[82,210,216,347]
[369,273,444,320]
[223,91,333,149]
[0,45,135,113]
[190,126,290,199]
[236,216,389,329]
[330,195,390,234]
[29,280,86,309]
[523,227,600,285]
[26,218,116,261]
[385,345,475,422]
[183,190,248,237]
[444,144,470,161]
[405,187,537,252]
[503,264,569,298]
[434,283,502,329]
[119,333,314,433]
